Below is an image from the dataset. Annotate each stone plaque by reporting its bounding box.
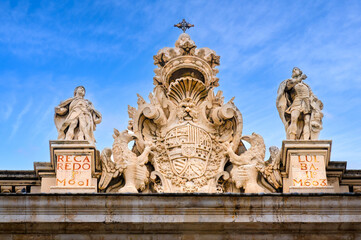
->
[55,154,92,188]
[45,141,98,193]
[290,154,328,187]
[280,140,334,193]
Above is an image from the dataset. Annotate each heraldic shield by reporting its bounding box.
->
[165,123,212,180]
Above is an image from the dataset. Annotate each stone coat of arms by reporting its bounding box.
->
[166,123,211,180]
[98,33,282,193]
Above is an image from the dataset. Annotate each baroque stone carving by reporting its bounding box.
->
[99,33,282,193]
[261,146,283,189]
[99,129,153,193]
[224,133,282,193]
[276,67,323,140]
[54,86,102,144]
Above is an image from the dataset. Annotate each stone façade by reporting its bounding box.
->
[1,25,361,239]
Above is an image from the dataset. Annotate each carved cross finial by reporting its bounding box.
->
[174,19,194,33]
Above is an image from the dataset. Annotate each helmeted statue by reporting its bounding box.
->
[54,86,102,144]
[276,67,323,140]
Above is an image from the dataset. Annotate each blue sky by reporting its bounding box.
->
[0,0,361,170]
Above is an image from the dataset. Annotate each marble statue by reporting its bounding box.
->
[276,67,323,140]
[99,33,282,193]
[54,86,102,144]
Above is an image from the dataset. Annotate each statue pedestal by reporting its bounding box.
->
[280,140,334,193]
[41,140,99,193]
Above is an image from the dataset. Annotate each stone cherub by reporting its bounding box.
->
[54,86,102,144]
[99,129,154,193]
[276,67,323,140]
[223,133,282,193]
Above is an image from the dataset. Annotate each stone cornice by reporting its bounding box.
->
[0,194,360,236]
[0,194,361,221]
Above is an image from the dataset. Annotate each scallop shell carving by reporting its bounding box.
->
[167,77,209,105]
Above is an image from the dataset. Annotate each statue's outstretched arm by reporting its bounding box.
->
[55,106,68,115]
[55,98,74,115]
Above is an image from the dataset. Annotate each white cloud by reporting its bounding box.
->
[0,94,16,121]
[10,99,33,139]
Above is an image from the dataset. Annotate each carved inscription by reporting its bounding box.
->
[291,154,328,187]
[56,155,92,187]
